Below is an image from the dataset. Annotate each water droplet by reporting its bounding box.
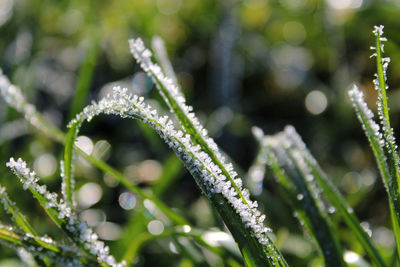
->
[328,207,336,214]
[183,225,191,233]
[297,194,304,200]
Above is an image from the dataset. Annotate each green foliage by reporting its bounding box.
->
[1,1,400,265]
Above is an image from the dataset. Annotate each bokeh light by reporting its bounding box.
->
[77,183,103,209]
[147,220,164,235]
[75,136,94,155]
[118,192,137,210]
[305,90,328,115]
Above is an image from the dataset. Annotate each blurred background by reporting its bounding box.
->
[1,0,400,266]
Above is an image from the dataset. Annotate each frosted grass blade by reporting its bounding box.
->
[282,125,387,267]
[0,71,189,227]
[370,26,400,256]
[5,157,125,267]
[62,124,76,208]
[69,86,287,267]
[129,39,287,266]
[261,133,346,267]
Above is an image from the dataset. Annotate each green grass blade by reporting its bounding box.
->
[5,158,121,266]
[261,134,346,267]
[63,124,76,208]
[129,39,287,266]
[349,85,400,257]
[69,87,287,267]
[371,26,400,256]
[0,185,63,255]
[282,125,387,267]
[0,223,98,265]
[130,38,247,206]
[0,72,189,227]
[0,185,36,235]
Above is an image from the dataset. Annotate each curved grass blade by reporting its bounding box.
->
[261,133,346,267]
[129,38,251,207]
[68,87,287,267]
[129,39,287,266]
[0,70,188,227]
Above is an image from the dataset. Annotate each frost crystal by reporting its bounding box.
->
[69,86,276,254]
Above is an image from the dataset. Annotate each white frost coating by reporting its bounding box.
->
[371,26,398,155]
[129,38,246,190]
[348,86,385,148]
[6,157,125,267]
[128,39,275,249]
[68,86,276,254]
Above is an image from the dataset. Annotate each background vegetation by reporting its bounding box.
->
[1,0,400,266]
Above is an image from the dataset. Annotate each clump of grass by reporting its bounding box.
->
[0,25,398,266]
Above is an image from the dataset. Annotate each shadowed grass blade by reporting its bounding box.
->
[260,132,346,267]
[282,125,387,267]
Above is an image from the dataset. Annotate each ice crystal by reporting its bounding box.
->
[69,86,274,251]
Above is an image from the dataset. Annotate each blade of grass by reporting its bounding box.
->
[129,39,287,266]
[0,185,65,255]
[261,135,346,267]
[0,224,95,265]
[63,124,76,208]
[349,85,400,258]
[6,157,123,267]
[68,87,286,267]
[0,72,189,227]
[371,26,400,257]
[282,125,387,267]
